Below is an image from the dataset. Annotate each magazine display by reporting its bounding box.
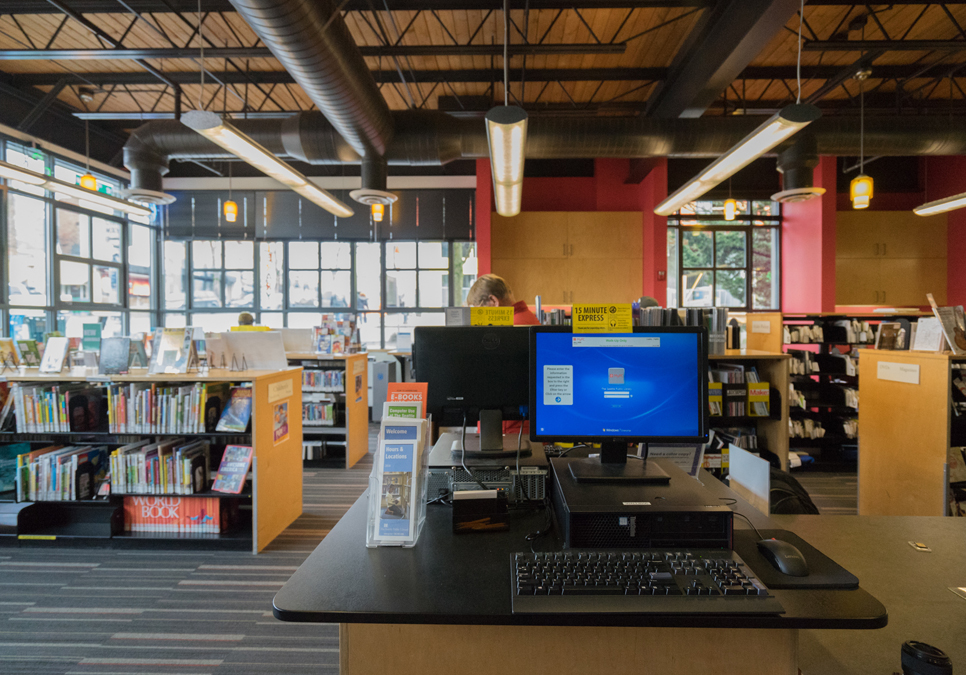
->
[215,387,253,432]
[39,337,69,373]
[366,415,430,548]
[148,328,193,375]
[211,445,254,494]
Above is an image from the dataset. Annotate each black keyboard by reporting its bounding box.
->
[512,549,784,615]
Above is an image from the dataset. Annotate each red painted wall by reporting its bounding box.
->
[924,156,966,306]
[639,160,668,302]
[475,158,492,275]
[782,156,837,312]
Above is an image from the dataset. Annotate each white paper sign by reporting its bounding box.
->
[877,361,920,385]
[751,320,772,334]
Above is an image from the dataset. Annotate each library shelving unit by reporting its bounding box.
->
[0,367,302,553]
[858,349,966,516]
[781,312,923,469]
[708,350,790,471]
[287,352,368,469]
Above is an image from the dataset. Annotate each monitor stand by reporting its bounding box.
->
[450,409,531,459]
[568,442,670,484]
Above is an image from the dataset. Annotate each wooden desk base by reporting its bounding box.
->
[341,623,798,675]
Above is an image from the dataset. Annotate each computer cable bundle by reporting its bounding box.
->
[460,411,491,492]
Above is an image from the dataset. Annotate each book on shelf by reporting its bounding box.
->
[875,322,901,350]
[0,442,30,492]
[912,317,945,352]
[107,382,221,434]
[82,323,102,351]
[303,369,344,391]
[110,438,211,496]
[211,444,254,494]
[15,340,42,367]
[39,337,69,373]
[14,444,109,502]
[99,337,131,375]
[303,398,336,426]
[128,338,149,368]
[123,495,232,533]
[215,387,253,433]
[0,338,21,367]
[926,293,966,355]
[148,327,193,375]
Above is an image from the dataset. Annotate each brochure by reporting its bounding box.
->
[367,416,430,547]
[386,382,428,418]
[382,401,423,420]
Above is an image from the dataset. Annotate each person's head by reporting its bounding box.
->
[237,312,254,326]
[638,296,660,309]
[466,274,515,307]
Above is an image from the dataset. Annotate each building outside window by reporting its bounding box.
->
[666,200,781,311]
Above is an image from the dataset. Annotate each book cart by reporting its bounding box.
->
[0,367,302,553]
[858,349,966,516]
[782,312,924,469]
[707,350,790,472]
[287,352,368,469]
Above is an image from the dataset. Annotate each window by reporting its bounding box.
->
[161,238,473,346]
[666,200,781,311]
[1,136,159,337]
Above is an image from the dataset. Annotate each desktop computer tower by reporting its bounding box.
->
[550,457,733,549]
[427,433,549,503]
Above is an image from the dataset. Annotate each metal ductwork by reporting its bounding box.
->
[124,112,966,195]
[227,0,394,160]
[772,132,826,203]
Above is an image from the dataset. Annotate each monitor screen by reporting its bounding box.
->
[413,326,530,426]
[529,327,708,444]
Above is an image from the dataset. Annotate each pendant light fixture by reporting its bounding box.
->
[221,67,237,224]
[655,0,817,216]
[723,178,737,221]
[80,120,97,191]
[181,3,353,217]
[851,32,873,209]
[486,0,528,217]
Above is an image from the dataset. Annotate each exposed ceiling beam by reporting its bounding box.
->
[0,0,713,11]
[646,0,802,118]
[805,40,966,52]
[16,64,966,88]
[0,44,625,61]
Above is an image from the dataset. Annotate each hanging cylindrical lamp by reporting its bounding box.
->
[371,203,385,222]
[223,199,238,223]
[80,173,97,191]
[850,175,873,209]
[723,198,738,221]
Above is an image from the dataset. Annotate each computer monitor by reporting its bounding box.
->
[529,326,708,483]
[413,326,530,457]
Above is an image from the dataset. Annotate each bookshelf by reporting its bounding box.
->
[287,352,368,469]
[858,350,965,516]
[782,312,925,469]
[708,350,790,472]
[0,367,302,553]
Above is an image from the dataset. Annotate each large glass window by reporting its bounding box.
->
[667,200,781,311]
[2,137,158,337]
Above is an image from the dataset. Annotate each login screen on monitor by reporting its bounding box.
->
[533,331,704,440]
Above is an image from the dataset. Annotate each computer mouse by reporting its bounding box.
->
[757,538,809,577]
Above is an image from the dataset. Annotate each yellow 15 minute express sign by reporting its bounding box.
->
[572,304,634,333]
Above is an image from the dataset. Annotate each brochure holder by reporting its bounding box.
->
[366,415,431,548]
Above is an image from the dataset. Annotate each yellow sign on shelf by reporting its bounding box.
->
[470,307,514,326]
[572,304,633,333]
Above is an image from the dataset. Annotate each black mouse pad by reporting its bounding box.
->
[733,529,860,589]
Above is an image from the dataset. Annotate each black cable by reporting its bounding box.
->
[525,497,554,553]
[731,510,767,541]
[513,421,534,504]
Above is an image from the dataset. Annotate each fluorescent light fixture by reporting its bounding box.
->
[654,104,820,216]
[181,110,354,218]
[850,174,873,210]
[486,106,528,217]
[913,191,966,216]
[0,159,152,217]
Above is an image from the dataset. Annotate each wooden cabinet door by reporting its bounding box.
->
[881,258,947,305]
[490,212,567,260]
[567,212,643,260]
[836,257,881,305]
[567,261,643,304]
[879,212,946,259]
[491,258,571,305]
[836,212,882,259]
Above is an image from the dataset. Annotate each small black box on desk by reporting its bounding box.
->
[452,489,509,534]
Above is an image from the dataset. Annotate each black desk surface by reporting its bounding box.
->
[273,471,888,630]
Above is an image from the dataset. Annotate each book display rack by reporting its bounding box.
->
[706,350,790,472]
[858,350,966,516]
[0,367,302,553]
[782,312,923,470]
[287,352,368,469]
